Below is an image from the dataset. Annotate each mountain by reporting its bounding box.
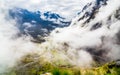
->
[9,8,71,42]
[71,0,108,26]
[1,0,120,74]
[49,0,120,64]
[8,0,120,66]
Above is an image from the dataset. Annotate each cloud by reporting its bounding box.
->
[0,0,93,19]
[48,0,120,66]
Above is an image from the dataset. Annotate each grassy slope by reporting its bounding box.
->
[5,54,120,75]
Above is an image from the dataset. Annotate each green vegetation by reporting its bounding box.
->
[3,54,120,75]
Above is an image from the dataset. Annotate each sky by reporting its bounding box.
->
[0,0,94,19]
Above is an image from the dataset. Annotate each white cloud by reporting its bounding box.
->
[0,0,93,19]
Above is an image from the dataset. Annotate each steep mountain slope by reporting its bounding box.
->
[48,0,120,65]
